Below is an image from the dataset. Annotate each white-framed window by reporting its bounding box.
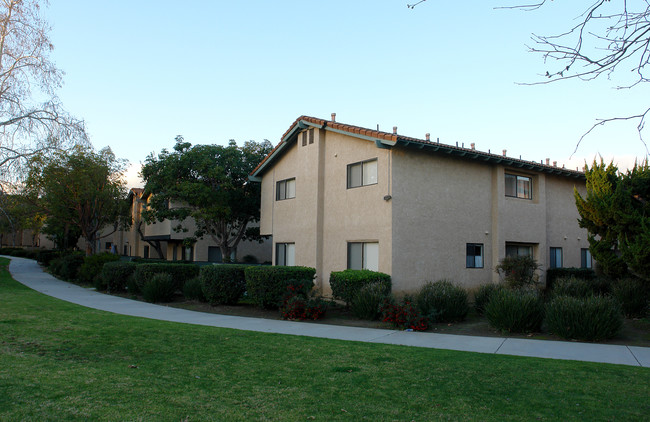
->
[347,242,379,271]
[550,247,563,268]
[347,159,378,189]
[276,243,295,266]
[505,173,532,199]
[581,248,592,269]
[466,243,484,268]
[506,243,533,257]
[276,178,296,200]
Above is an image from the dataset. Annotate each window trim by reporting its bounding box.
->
[466,243,484,268]
[505,173,533,200]
[347,159,378,189]
[276,178,296,201]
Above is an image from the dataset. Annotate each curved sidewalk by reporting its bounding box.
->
[6,256,650,367]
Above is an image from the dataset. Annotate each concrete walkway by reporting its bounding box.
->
[5,256,650,368]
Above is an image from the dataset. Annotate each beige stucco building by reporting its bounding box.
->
[250,115,592,294]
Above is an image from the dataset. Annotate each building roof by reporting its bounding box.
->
[249,115,585,180]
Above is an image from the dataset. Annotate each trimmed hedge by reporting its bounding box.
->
[415,280,469,323]
[200,265,248,305]
[142,273,176,303]
[546,267,596,290]
[78,253,120,286]
[99,261,137,293]
[37,250,60,266]
[244,266,316,309]
[329,269,392,306]
[485,288,545,333]
[134,263,200,292]
[49,253,85,281]
[545,295,623,341]
[183,277,206,302]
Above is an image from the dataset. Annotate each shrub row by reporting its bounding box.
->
[545,267,596,290]
[330,269,391,306]
[245,266,316,309]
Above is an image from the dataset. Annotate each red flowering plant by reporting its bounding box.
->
[380,296,429,331]
[279,281,327,321]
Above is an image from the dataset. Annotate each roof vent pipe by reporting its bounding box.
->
[471,143,475,150]
[546,158,550,165]
[553,161,558,167]
[426,133,430,141]
[502,149,507,156]
[393,126,397,134]
[331,113,336,122]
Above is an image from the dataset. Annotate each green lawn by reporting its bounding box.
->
[1,258,648,421]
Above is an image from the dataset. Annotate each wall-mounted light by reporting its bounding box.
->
[383,195,392,201]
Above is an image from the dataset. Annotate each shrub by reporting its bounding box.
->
[78,253,120,286]
[199,265,247,305]
[142,273,177,303]
[545,267,596,290]
[245,266,316,309]
[545,295,623,341]
[134,263,200,292]
[241,254,258,264]
[495,255,540,288]
[485,288,545,333]
[8,248,29,258]
[36,250,59,266]
[126,274,140,296]
[49,253,85,281]
[611,278,649,318]
[183,277,206,301]
[415,280,469,323]
[279,288,327,321]
[350,283,390,320]
[329,269,392,306]
[380,296,428,331]
[550,276,598,299]
[99,261,137,293]
[473,283,504,316]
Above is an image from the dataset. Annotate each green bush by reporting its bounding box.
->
[244,266,315,309]
[473,283,504,316]
[78,253,120,286]
[329,269,392,306]
[183,277,206,301]
[142,273,177,303]
[199,265,247,305]
[550,276,598,299]
[126,274,140,295]
[99,261,137,293]
[37,250,60,266]
[545,295,623,341]
[415,280,469,323]
[50,253,85,281]
[546,267,596,290]
[612,278,649,318]
[495,255,540,288]
[380,295,429,331]
[350,283,390,320]
[134,263,200,292]
[279,294,328,320]
[0,247,21,255]
[485,288,545,333]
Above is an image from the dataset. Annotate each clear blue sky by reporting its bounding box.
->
[44,1,649,186]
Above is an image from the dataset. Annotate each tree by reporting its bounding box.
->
[25,146,130,254]
[140,137,273,261]
[0,191,43,246]
[0,0,87,189]
[575,160,650,281]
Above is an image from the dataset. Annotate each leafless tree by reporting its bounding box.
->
[0,0,87,189]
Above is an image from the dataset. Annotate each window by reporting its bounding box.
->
[581,248,592,269]
[105,241,112,251]
[347,242,379,271]
[276,178,296,200]
[347,159,378,188]
[505,173,532,199]
[276,243,295,266]
[550,247,563,269]
[301,131,307,146]
[309,128,314,144]
[466,243,484,268]
[143,245,150,259]
[506,244,533,257]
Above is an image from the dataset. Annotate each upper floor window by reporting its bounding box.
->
[347,242,378,271]
[466,243,484,268]
[581,248,592,269]
[505,173,532,199]
[550,247,563,268]
[276,178,296,200]
[347,159,377,189]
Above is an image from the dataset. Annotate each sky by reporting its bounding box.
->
[43,1,649,187]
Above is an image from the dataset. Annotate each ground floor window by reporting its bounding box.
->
[276,243,295,266]
[466,243,484,268]
[581,248,592,269]
[549,247,562,268]
[506,243,534,257]
[347,242,378,271]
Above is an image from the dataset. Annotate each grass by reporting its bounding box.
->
[1,258,649,421]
